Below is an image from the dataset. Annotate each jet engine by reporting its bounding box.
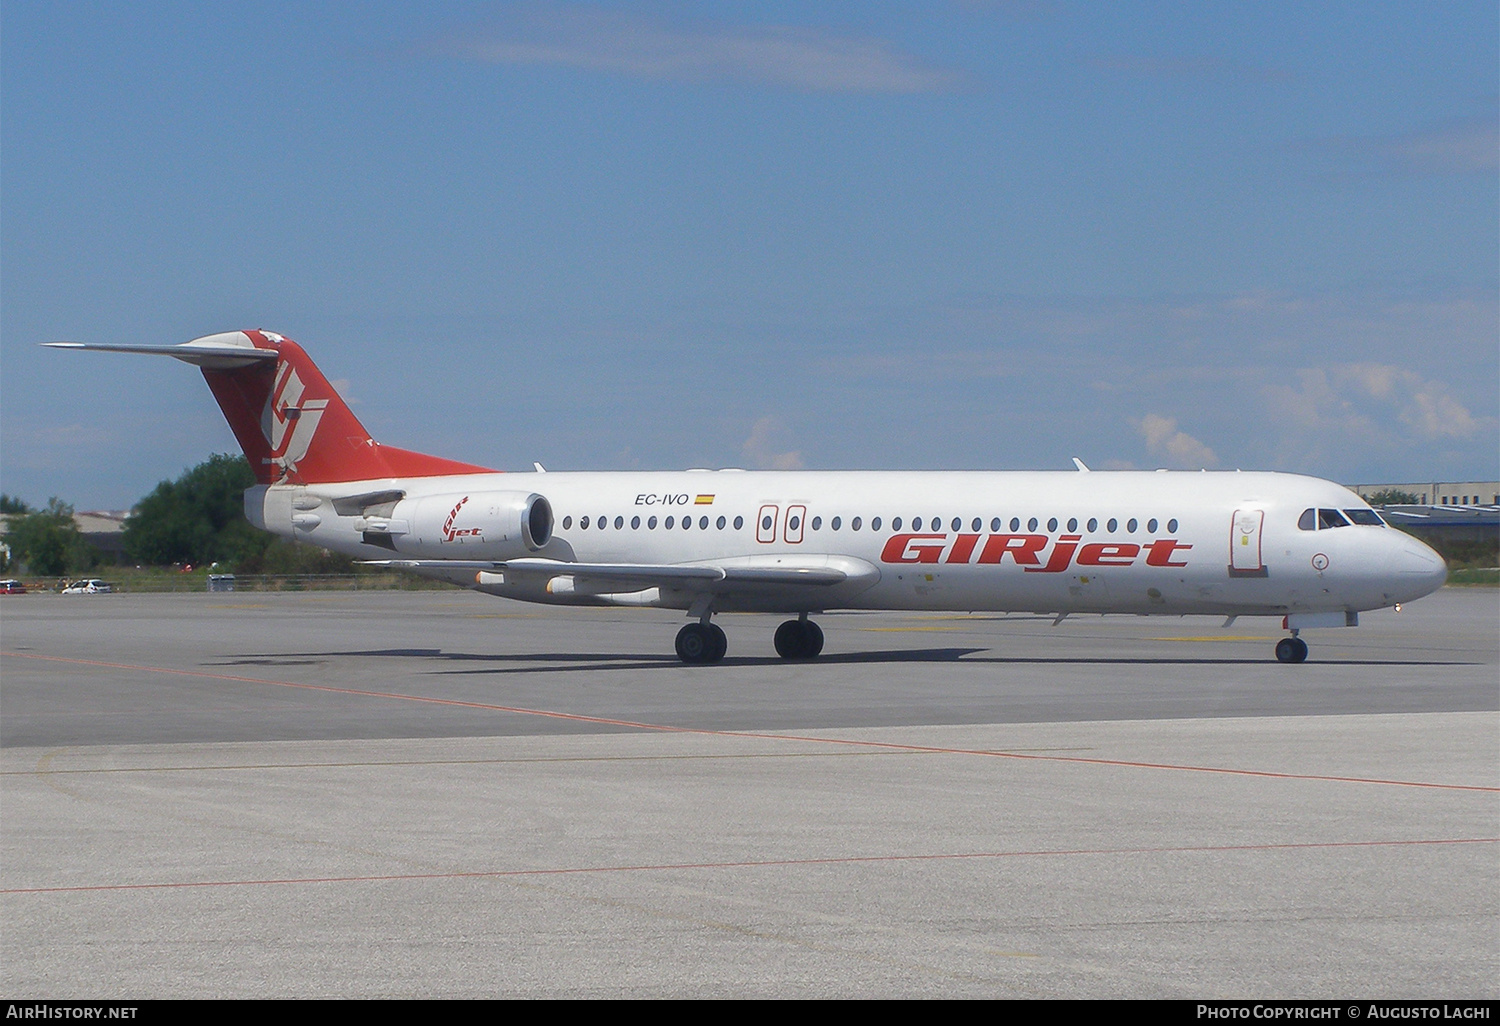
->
[380,491,553,559]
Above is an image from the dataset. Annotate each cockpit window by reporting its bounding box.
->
[1298,508,1316,531]
[1343,508,1385,526]
[1317,508,1350,529]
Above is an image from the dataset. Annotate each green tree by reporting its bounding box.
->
[1364,488,1422,506]
[123,454,266,567]
[0,494,32,514]
[3,498,97,576]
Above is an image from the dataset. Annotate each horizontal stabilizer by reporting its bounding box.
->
[44,341,277,370]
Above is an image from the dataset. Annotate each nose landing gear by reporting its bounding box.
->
[1274,634,1309,663]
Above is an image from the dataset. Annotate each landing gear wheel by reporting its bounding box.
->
[802,621,824,658]
[774,619,824,660]
[1275,637,1309,663]
[706,623,727,663]
[676,623,710,664]
[676,623,727,664]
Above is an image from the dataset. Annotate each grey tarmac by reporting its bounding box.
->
[1,587,1495,997]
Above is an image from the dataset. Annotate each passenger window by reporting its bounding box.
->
[562,516,572,530]
[761,515,773,531]
[717,516,727,529]
[699,516,709,530]
[872,517,882,531]
[631,516,640,529]
[733,516,744,530]
[789,515,801,531]
[971,518,981,532]
[665,516,675,529]
[1010,518,1021,531]
[684,517,693,530]
[1087,518,1098,532]
[910,518,920,530]
[579,516,589,529]
[1167,518,1178,532]
[1047,517,1058,532]
[1147,518,1157,532]
[1107,518,1118,532]
[952,518,962,532]
[1126,518,1137,533]
[851,517,862,531]
[1067,518,1078,532]
[1027,518,1038,531]
[615,516,625,530]
[991,518,1001,532]
[893,517,903,531]
[648,516,657,529]
[810,516,821,530]
[1318,509,1349,529]
[831,516,842,530]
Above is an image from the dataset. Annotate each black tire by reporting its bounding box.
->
[774,620,806,659]
[706,623,727,663]
[803,621,824,658]
[1275,637,1303,663]
[1291,636,1308,663]
[676,623,711,664]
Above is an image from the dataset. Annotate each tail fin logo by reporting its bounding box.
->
[261,361,330,477]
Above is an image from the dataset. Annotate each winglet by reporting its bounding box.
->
[1071,457,1090,472]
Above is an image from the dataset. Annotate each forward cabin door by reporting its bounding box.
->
[756,504,779,544]
[1229,508,1267,577]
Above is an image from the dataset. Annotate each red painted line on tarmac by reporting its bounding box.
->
[4,837,1494,896]
[5,650,1497,793]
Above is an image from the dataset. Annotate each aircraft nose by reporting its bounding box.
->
[1388,532,1447,600]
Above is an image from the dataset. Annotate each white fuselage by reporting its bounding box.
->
[247,469,1447,619]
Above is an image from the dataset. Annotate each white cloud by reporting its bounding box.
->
[1134,414,1219,468]
[438,9,959,93]
[1261,363,1489,454]
[1295,111,1499,178]
[741,416,805,470]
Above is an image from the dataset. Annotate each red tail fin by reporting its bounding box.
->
[199,330,495,485]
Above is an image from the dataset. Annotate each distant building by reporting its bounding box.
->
[0,510,130,561]
[74,511,130,560]
[1349,481,1499,507]
[1347,482,1499,546]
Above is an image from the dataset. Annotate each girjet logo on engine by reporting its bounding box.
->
[441,496,483,543]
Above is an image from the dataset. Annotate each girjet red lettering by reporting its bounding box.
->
[441,496,483,542]
[880,532,1191,572]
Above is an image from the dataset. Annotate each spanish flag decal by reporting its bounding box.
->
[694,494,715,505]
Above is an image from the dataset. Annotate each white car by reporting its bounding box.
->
[61,579,113,594]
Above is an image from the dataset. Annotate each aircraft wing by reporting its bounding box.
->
[364,556,874,596]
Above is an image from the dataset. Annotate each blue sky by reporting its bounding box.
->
[3,1,1496,509]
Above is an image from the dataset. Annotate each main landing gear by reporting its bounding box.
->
[773,616,824,660]
[1274,633,1309,663]
[675,621,727,664]
[672,614,826,664]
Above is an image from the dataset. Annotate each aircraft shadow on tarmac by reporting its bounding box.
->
[212,648,1473,675]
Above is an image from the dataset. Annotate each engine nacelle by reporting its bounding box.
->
[391,491,553,559]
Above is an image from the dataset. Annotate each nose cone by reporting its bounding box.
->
[1388,532,1447,602]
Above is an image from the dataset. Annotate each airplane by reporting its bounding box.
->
[47,330,1449,664]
